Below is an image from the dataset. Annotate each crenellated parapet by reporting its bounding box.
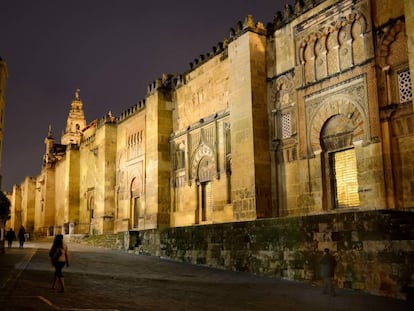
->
[139,15,267,94]
[271,0,326,31]
[117,99,146,123]
[185,15,266,74]
[114,74,177,123]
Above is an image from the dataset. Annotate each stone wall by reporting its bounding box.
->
[127,210,413,300]
[74,232,127,250]
[77,210,414,299]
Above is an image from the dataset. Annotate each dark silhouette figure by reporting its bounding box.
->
[320,248,336,296]
[18,225,26,248]
[6,228,16,248]
[49,234,69,293]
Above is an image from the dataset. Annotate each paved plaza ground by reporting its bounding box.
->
[0,240,412,311]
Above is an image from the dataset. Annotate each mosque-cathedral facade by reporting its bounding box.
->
[7,0,414,235]
[4,1,414,297]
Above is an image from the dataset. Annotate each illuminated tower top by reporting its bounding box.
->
[61,89,87,145]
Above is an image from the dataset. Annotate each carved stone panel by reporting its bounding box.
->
[305,76,369,154]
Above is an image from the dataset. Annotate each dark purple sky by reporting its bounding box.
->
[1,0,292,191]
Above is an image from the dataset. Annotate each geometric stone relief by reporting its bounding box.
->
[270,72,295,110]
[306,76,369,154]
[281,113,292,139]
[398,70,412,104]
[191,143,216,183]
[296,5,368,86]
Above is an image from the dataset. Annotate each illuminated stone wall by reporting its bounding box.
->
[266,0,413,216]
[91,118,117,234]
[33,174,42,233]
[405,0,414,111]
[374,0,414,210]
[39,168,56,234]
[115,104,146,232]
[125,210,414,300]
[20,177,36,233]
[145,86,173,228]
[7,184,21,231]
[66,146,80,233]
[78,122,98,234]
[54,152,67,232]
[229,29,272,220]
[373,0,405,26]
[171,44,232,226]
[7,0,414,241]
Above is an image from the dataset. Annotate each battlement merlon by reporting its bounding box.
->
[271,0,328,31]
[116,14,267,123]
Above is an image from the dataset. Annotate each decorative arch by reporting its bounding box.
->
[303,40,315,84]
[297,12,368,83]
[129,172,143,229]
[130,176,142,197]
[351,13,368,65]
[197,156,214,183]
[307,95,368,154]
[87,194,94,211]
[326,29,340,75]
[351,13,367,38]
[191,144,216,182]
[378,19,406,68]
[320,115,360,210]
[321,115,355,150]
[269,73,295,109]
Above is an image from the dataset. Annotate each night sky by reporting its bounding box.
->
[1,0,292,192]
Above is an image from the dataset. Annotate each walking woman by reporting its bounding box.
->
[49,234,69,292]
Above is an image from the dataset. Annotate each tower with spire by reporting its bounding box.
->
[61,89,86,145]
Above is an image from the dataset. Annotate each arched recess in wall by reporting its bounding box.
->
[307,95,368,154]
[129,176,143,229]
[196,156,214,223]
[303,38,315,84]
[351,13,368,65]
[378,19,407,69]
[320,115,360,210]
[326,27,339,76]
[377,19,408,109]
[190,144,216,182]
[314,32,328,80]
[190,143,215,224]
[87,195,94,231]
[269,73,296,141]
[299,12,368,84]
[307,96,368,211]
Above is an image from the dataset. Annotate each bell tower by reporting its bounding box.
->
[61,89,86,145]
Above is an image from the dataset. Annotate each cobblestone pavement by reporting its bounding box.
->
[0,241,412,311]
